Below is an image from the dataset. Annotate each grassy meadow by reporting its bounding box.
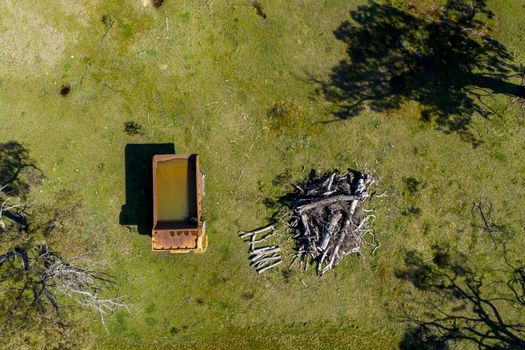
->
[1,0,525,349]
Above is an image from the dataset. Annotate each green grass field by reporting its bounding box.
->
[1,0,525,349]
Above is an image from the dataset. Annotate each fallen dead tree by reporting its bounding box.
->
[0,244,129,332]
[284,170,378,275]
[0,186,128,334]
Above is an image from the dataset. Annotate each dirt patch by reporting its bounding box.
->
[0,3,66,76]
[141,0,164,7]
[241,291,254,300]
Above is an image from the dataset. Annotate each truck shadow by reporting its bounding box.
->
[119,143,175,235]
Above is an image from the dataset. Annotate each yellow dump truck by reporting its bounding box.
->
[151,154,207,253]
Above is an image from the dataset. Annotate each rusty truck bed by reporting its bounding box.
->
[152,154,206,253]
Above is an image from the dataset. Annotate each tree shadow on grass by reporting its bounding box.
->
[0,141,42,199]
[119,143,175,235]
[319,0,525,146]
[0,141,42,231]
[395,243,525,349]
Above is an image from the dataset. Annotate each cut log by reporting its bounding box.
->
[256,260,282,273]
[253,230,276,243]
[239,223,275,238]
[251,256,280,266]
[240,223,282,274]
[251,245,279,254]
[239,231,255,239]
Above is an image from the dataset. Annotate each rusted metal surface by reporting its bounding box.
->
[152,154,206,253]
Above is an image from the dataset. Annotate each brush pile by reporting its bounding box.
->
[286,170,376,275]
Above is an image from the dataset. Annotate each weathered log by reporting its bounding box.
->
[251,252,279,261]
[322,231,348,275]
[330,219,351,263]
[300,213,311,238]
[251,256,281,266]
[239,231,254,239]
[253,230,276,243]
[297,195,362,213]
[250,251,267,260]
[250,249,280,259]
[239,223,275,238]
[319,212,343,251]
[249,233,256,252]
[318,248,329,272]
[326,173,335,191]
[312,226,320,242]
[251,245,279,254]
[256,260,282,273]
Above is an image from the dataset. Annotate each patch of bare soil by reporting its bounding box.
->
[141,0,164,7]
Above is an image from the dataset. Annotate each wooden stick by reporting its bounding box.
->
[288,255,298,269]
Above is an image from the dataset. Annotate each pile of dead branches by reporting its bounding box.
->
[0,244,129,332]
[0,185,128,333]
[286,170,378,275]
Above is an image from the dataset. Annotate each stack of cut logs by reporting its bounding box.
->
[239,224,282,274]
[287,171,375,275]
